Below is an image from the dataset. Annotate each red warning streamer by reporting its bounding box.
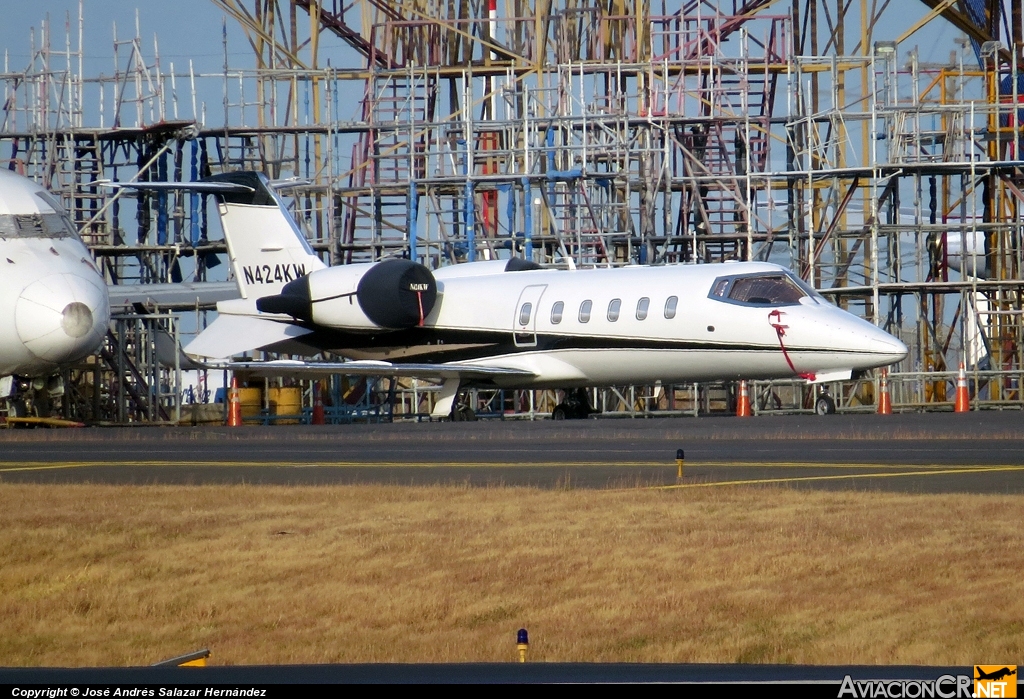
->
[768,309,816,381]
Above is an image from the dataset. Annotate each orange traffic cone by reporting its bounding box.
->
[311,381,326,425]
[954,362,970,413]
[877,368,891,415]
[736,380,751,417]
[226,376,243,427]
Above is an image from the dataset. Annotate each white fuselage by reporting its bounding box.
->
[179,174,907,390]
[332,260,907,388]
[0,170,110,378]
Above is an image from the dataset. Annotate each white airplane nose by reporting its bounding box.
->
[872,333,909,363]
[15,273,109,364]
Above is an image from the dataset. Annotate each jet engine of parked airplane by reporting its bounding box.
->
[255,258,437,331]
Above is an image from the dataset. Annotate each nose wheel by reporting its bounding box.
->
[814,392,836,416]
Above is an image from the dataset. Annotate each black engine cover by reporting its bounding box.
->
[357,259,437,328]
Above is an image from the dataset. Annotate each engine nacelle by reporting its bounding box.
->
[932,230,989,278]
[256,258,437,331]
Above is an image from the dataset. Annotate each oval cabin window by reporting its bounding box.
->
[550,301,564,324]
[518,302,532,326]
[607,298,621,321]
[664,296,678,319]
[636,297,650,320]
[579,300,593,323]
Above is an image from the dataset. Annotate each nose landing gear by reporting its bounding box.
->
[814,391,836,416]
[1,375,67,426]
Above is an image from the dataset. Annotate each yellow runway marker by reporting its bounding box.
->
[648,465,1024,490]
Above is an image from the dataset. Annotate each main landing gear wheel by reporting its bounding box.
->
[551,401,590,420]
[450,405,477,422]
[551,388,594,420]
[814,394,836,416]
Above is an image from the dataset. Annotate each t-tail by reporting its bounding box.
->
[101,171,326,299]
[203,172,326,298]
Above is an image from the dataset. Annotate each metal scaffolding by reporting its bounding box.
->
[2,0,1022,422]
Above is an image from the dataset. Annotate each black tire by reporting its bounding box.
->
[6,401,30,428]
[814,394,836,416]
[451,405,477,422]
[552,404,569,420]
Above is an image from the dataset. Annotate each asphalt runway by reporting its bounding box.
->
[0,661,983,685]
[1,412,1022,493]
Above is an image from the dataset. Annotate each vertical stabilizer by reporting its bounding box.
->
[205,172,326,298]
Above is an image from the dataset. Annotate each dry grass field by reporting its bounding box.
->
[0,483,1021,667]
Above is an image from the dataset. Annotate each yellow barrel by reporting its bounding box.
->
[268,386,302,424]
[238,387,263,424]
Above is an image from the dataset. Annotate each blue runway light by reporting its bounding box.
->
[517,629,528,645]
[676,449,684,461]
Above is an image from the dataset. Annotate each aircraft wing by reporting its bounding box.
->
[184,313,314,360]
[199,359,536,382]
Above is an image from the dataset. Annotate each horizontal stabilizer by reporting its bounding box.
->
[108,281,239,310]
[184,314,312,360]
[202,359,537,382]
[100,180,254,194]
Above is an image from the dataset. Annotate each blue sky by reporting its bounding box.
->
[0,1,966,78]
[3,2,247,74]
[1,1,364,131]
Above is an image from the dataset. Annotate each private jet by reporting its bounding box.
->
[113,172,908,418]
[0,169,110,417]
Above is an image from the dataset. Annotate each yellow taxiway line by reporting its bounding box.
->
[1,459,1022,470]
[648,465,1024,490]
[2,462,1024,489]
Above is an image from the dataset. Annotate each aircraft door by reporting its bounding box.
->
[513,284,547,347]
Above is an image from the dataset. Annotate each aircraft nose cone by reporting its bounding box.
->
[873,333,909,362]
[15,273,109,364]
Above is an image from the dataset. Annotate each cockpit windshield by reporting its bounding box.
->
[0,189,79,240]
[0,213,76,239]
[709,272,823,307]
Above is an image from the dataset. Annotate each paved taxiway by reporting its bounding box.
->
[1,412,1022,493]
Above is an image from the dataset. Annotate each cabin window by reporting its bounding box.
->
[518,302,533,326]
[579,300,593,323]
[607,299,621,321]
[710,273,809,306]
[636,297,650,320]
[664,296,678,319]
[550,301,564,324]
